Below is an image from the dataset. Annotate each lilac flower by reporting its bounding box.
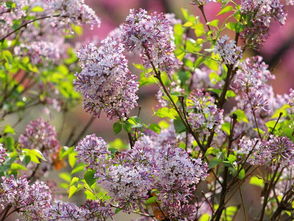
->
[74,34,139,119]
[214,35,242,65]
[235,136,294,167]
[121,8,180,74]
[45,200,113,221]
[88,132,208,218]
[45,201,86,220]
[0,176,52,220]
[240,0,287,47]
[14,41,61,64]
[18,119,60,159]
[0,144,7,164]
[75,134,110,171]
[187,89,224,135]
[232,56,275,115]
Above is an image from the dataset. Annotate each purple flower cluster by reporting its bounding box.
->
[75,134,110,172]
[0,176,52,220]
[45,200,113,221]
[214,35,242,65]
[0,0,100,63]
[76,132,208,219]
[74,37,139,119]
[0,144,7,164]
[121,8,180,74]
[18,119,60,159]
[236,136,294,167]
[188,89,224,135]
[241,0,287,47]
[232,56,275,115]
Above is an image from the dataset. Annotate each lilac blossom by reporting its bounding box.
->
[0,176,52,220]
[14,41,61,64]
[214,35,242,65]
[235,136,294,167]
[45,200,113,221]
[18,119,60,159]
[82,131,208,218]
[0,144,7,164]
[232,56,275,115]
[121,8,180,74]
[187,89,224,135]
[74,34,139,119]
[241,0,287,47]
[75,134,110,172]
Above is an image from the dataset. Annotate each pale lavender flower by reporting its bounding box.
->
[75,134,110,172]
[187,89,224,135]
[0,144,7,164]
[236,136,294,167]
[18,119,60,159]
[46,200,113,221]
[240,0,287,47]
[74,34,139,119]
[14,41,61,64]
[121,8,180,74]
[0,176,52,219]
[232,56,275,115]
[214,35,242,65]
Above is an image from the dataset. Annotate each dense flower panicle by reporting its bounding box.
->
[85,131,208,218]
[18,119,60,159]
[121,8,180,74]
[187,89,224,135]
[0,176,52,219]
[45,200,113,221]
[236,136,294,167]
[75,134,110,171]
[232,56,275,114]
[74,35,139,119]
[240,0,287,47]
[14,41,61,64]
[0,0,100,62]
[0,144,7,164]
[214,35,242,65]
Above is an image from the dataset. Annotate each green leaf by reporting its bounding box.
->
[144,196,157,205]
[155,107,178,119]
[221,122,231,135]
[199,214,211,221]
[173,118,186,133]
[68,185,78,198]
[59,172,71,182]
[232,110,249,123]
[249,176,264,188]
[3,125,15,134]
[71,163,85,174]
[149,124,161,133]
[207,19,219,27]
[68,152,77,168]
[238,168,245,179]
[217,5,233,16]
[113,122,122,134]
[84,169,96,187]
[209,158,222,168]
[10,163,27,171]
[31,6,44,12]
[115,208,123,214]
[194,23,205,37]
[70,177,79,186]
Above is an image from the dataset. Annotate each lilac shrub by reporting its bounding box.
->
[0,0,293,221]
